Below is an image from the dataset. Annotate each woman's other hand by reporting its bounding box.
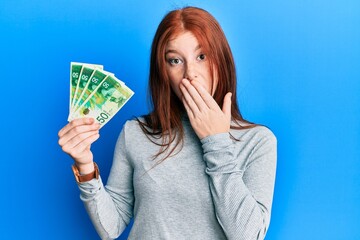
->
[180,78,232,139]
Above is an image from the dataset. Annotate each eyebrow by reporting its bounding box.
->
[165,45,202,55]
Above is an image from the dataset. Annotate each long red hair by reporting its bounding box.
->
[137,6,255,168]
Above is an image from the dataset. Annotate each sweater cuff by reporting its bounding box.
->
[77,175,104,201]
[201,132,241,174]
[200,132,232,152]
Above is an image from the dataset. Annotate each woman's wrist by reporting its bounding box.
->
[76,162,95,175]
[72,162,99,183]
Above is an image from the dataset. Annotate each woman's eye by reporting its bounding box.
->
[197,54,206,61]
[168,58,183,65]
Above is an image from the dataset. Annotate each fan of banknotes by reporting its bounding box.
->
[67,62,134,128]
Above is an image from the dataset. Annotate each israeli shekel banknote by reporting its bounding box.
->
[68,62,134,128]
[69,62,103,113]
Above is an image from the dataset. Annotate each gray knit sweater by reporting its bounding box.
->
[77,116,277,240]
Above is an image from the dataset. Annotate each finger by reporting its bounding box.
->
[222,92,232,121]
[58,123,100,147]
[67,132,100,161]
[181,95,194,119]
[180,81,200,115]
[61,130,99,153]
[191,80,219,109]
[72,132,100,154]
[58,117,95,138]
[182,79,209,111]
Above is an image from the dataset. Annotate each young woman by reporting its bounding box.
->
[58,6,277,240]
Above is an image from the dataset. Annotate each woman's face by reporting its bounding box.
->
[165,31,217,100]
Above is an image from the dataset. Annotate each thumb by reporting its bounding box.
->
[222,92,232,120]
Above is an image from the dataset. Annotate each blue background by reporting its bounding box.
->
[1,0,359,239]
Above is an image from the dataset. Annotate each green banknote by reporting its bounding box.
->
[72,70,114,114]
[70,62,103,112]
[72,66,96,110]
[69,74,134,127]
[69,63,82,112]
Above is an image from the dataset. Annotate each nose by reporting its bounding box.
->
[183,61,198,81]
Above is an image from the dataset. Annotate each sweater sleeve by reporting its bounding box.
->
[201,127,277,240]
[77,123,134,240]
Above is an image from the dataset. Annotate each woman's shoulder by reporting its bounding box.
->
[122,116,146,134]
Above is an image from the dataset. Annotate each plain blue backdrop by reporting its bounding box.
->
[1,0,359,239]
